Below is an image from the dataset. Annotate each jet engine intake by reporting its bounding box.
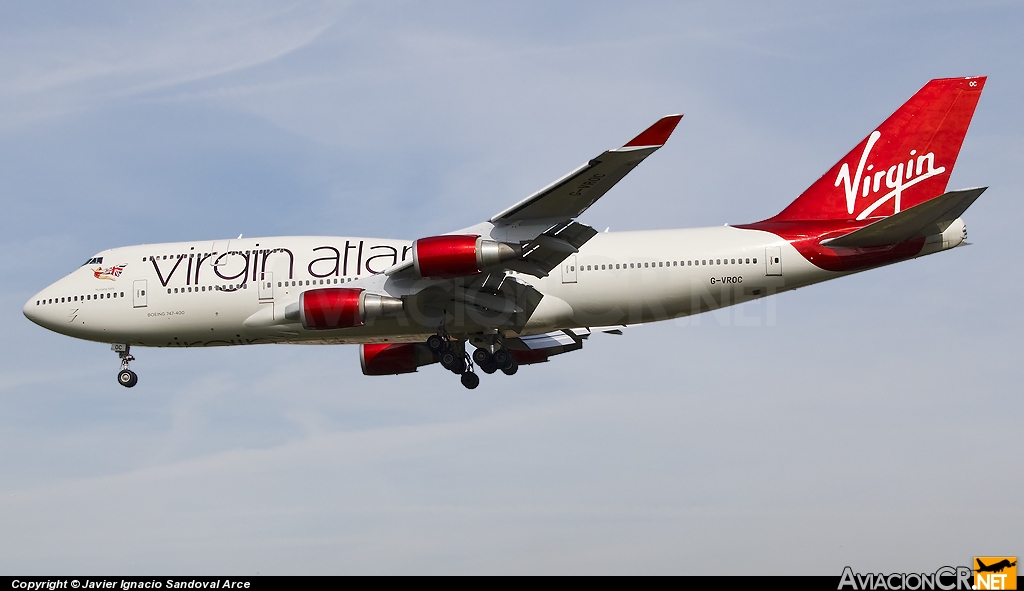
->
[413,235,521,278]
[360,343,437,375]
[287,288,404,330]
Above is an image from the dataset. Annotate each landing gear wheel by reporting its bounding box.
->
[426,334,446,353]
[461,371,480,389]
[117,369,138,388]
[112,344,137,388]
[479,361,497,375]
[492,348,512,370]
[440,351,466,374]
[501,358,518,376]
[472,348,493,366]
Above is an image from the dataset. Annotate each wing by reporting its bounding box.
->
[387,114,684,280]
[381,116,682,334]
[491,114,683,278]
[491,115,683,224]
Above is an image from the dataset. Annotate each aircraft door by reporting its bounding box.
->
[765,246,782,276]
[259,271,274,300]
[211,240,231,268]
[133,279,148,308]
[561,254,578,284]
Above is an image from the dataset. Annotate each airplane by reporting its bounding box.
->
[24,76,987,390]
[976,559,1016,574]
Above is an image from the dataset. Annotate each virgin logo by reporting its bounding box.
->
[834,131,946,220]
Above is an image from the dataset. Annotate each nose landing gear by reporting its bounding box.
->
[118,369,138,388]
[112,343,138,388]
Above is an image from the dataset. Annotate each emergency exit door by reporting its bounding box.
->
[561,254,578,284]
[765,246,782,276]
[259,272,274,300]
[133,279,148,308]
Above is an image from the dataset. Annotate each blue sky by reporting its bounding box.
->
[1,0,1021,574]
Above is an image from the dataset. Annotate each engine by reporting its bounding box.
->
[360,343,438,375]
[286,288,404,330]
[412,235,520,278]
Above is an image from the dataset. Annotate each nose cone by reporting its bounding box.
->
[24,285,67,332]
[23,294,43,326]
[26,270,98,339]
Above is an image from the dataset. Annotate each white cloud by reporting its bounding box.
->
[0,1,346,128]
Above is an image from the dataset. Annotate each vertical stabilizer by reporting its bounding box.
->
[770,77,985,222]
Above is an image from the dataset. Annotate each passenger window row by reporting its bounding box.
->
[163,277,361,294]
[279,278,357,287]
[146,253,210,261]
[36,292,124,305]
[144,247,281,263]
[582,257,757,272]
[167,284,247,294]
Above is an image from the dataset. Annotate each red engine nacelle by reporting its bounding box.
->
[294,288,404,330]
[412,235,520,279]
[360,343,438,375]
[300,288,362,329]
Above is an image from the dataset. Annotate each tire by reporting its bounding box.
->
[479,361,497,374]
[440,350,458,368]
[492,348,511,369]
[461,372,480,389]
[501,359,518,376]
[472,348,493,365]
[118,369,138,388]
[426,334,445,353]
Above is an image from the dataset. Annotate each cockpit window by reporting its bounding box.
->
[83,257,103,266]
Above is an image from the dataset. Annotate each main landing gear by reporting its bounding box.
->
[472,346,518,376]
[427,332,479,389]
[112,343,138,388]
[427,330,518,389]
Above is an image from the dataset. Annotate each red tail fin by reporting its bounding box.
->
[770,77,985,222]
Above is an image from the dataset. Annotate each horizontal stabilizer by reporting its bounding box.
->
[822,187,986,249]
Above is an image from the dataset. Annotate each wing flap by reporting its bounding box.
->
[512,221,599,278]
[822,187,986,249]
[503,325,625,364]
[504,330,584,365]
[518,330,580,349]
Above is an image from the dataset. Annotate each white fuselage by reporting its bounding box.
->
[23,223,960,348]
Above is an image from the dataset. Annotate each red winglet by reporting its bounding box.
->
[623,114,683,148]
